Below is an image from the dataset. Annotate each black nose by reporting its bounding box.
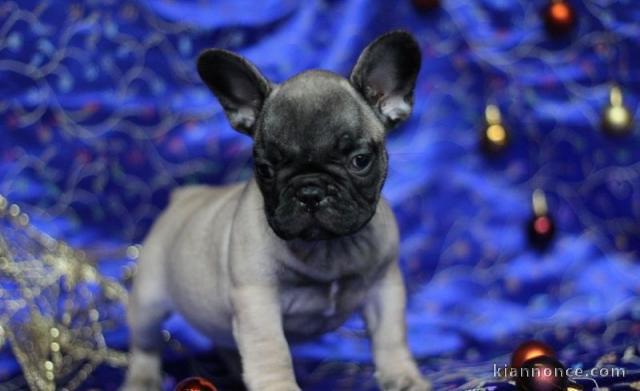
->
[296,185,326,209]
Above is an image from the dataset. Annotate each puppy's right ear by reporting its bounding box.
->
[197,50,271,136]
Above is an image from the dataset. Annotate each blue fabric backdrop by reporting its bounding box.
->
[1,0,640,389]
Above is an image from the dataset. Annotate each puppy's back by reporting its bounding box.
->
[136,182,246,276]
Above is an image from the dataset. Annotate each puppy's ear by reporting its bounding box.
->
[350,31,421,129]
[197,49,271,136]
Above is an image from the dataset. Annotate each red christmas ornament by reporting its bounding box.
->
[543,0,576,36]
[533,215,552,235]
[175,377,218,391]
[412,0,441,12]
[511,340,556,369]
[527,190,556,250]
[515,355,568,391]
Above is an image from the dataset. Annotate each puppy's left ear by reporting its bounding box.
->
[350,31,421,129]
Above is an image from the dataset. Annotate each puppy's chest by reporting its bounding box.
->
[279,272,371,318]
[276,231,390,335]
[277,253,387,338]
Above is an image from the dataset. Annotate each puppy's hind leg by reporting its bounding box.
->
[214,347,247,391]
[122,252,172,391]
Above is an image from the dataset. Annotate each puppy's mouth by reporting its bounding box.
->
[267,209,341,241]
[296,225,337,241]
[266,197,374,241]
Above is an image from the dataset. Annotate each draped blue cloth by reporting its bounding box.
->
[1,0,640,389]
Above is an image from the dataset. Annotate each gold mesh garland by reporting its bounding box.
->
[0,195,128,390]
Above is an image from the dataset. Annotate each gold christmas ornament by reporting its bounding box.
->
[0,194,128,390]
[567,380,585,390]
[481,104,509,154]
[602,85,634,137]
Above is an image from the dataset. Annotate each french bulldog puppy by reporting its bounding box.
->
[123,31,429,391]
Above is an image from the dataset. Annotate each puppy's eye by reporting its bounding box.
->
[256,163,274,179]
[350,154,372,172]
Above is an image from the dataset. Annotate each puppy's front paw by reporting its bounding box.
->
[264,385,301,391]
[120,375,162,391]
[122,348,163,391]
[249,381,301,391]
[376,367,432,391]
[252,381,301,391]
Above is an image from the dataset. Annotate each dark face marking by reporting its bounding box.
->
[253,71,388,240]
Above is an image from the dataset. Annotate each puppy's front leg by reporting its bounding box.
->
[364,262,432,391]
[231,285,300,391]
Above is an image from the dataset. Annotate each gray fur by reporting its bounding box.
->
[123,31,430,391]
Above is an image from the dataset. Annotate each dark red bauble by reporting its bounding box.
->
[527,214,555,250]
[515,355,568,391]
[511,340,556,369]
[412,0,441,12]
[174,377,218,391]
[543,0,576,35]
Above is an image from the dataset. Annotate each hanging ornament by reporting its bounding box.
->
[515,355,568,391]
[527,190,556,250]
[543,0,576,36]
[174,377,218,391]
[480,104,509,155]
[511,340,556,369]
[602,85,634,137]
[567,381,584,391]
[412,0,441,12]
